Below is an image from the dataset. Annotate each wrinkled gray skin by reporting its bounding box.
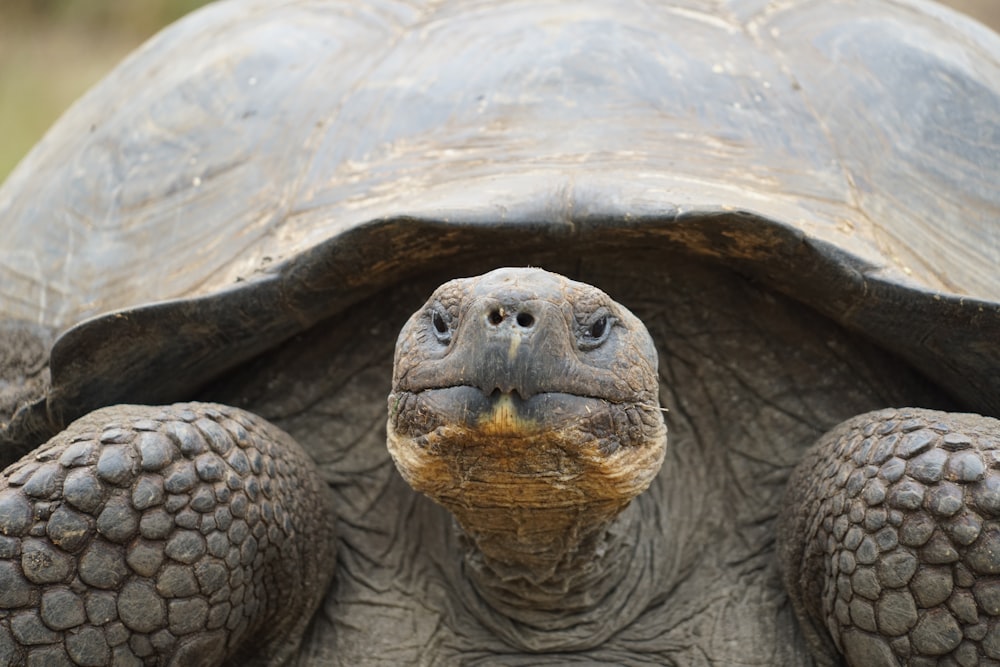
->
[0,323,54,430]
[1,0,1000,665]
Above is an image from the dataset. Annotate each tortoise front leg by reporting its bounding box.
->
[0,403,335,666]
[779,408,1000,666]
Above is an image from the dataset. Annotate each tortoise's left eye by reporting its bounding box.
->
[588,316,607,340]
[576,308,615,350]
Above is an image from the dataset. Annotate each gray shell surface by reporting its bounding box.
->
[1,0,999,438]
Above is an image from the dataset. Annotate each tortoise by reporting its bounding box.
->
[2,0,1000,664]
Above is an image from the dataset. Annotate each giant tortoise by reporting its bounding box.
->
[2,0,1000,665]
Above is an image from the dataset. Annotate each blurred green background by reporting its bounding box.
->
[0,0,210,182]
[0,0,998,186]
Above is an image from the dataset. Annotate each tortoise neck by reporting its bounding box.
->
[452,500,639,615]
[447,499,668,652]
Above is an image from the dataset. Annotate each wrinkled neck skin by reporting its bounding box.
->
[386,396,667,650]
[451,481,640,616]
[446,488,665,653]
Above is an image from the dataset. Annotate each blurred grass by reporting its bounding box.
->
[0,0,998,186]
[0,0,209,183]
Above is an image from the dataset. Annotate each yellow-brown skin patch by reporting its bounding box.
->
[478,392,533,437]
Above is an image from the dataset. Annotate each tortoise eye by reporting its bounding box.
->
[433,312,448,334]
[430,307,452,344]
[577,309,614,350]
[589,316,607,340]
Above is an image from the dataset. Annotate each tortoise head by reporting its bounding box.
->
[387,267,667,583]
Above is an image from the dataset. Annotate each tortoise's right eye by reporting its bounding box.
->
[433,312,448,334]
[430,307,453,344]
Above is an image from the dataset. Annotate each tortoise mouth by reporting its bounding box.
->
[386,385,666,512]
[388,386,655,453]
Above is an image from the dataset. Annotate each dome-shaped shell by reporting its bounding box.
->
[1,0,999,439]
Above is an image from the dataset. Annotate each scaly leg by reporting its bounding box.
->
[0,403,335,666]
[780,408,1000,666]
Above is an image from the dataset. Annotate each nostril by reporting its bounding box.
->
[488,309,504,326]
[515,312,534,328]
